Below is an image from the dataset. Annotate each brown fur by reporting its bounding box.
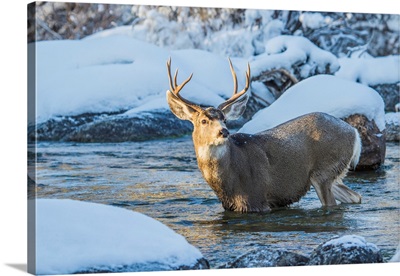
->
[165,60,361,213]
[192,112,361,212]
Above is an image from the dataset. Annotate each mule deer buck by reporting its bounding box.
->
[166,58,362,212]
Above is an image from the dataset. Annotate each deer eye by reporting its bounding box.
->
[201,119,207,125]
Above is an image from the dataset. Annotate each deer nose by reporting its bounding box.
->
[219,128,230,138]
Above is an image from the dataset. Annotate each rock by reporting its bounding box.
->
[343,114,386,170]
[219,247,309,268]
[66,111,192,142]
[75,257,209,273]
[308,235,384,265]
[29,110,193,142]
[385,112,400,142]
[29,112,121,142]
[370,83,399,112]
[177,258,210,270]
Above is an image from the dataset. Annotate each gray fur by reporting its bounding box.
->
[192,112,362,212]
[166,64,362,213]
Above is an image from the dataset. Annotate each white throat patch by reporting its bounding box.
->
[197,143,228,161]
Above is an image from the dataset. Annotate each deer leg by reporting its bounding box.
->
[332,180,362,204]
[311,178,337,206]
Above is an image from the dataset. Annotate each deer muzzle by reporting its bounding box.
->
[219,128,230,138]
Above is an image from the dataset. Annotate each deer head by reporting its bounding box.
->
[166,58,250,147]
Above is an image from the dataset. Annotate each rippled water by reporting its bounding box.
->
[29,136,400,267]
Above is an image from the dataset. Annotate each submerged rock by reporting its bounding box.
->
[308,235,383,265]
[343,114,386,170]
[219,247,309,268]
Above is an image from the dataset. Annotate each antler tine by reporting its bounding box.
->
[166,58,201,111]
[228,58,238,94]
[218,60,251,110]
[167,58,175,92]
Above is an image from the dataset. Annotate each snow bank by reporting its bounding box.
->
[35,199,204,274]
[239,74,386,133]
[33,32,249,123]
[250,35,340,78]
[336,55,400,85]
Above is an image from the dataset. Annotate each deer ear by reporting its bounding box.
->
[166,90,198,121]
[221,94,249,121]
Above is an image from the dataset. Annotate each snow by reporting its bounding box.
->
[299,12,331,29]
[323,235,379,252]
[335,55,400,86]
[32,24,397,131]
[249,35,340,78]
[33,33,248,124]
[239,74,386,133]
[35,199,203,275]
[385,112,400,125]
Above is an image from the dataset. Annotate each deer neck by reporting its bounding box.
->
[194,140,231,196]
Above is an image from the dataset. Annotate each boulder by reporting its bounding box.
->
[308,235,383,265]
[343,114,386,170]
[75,258,210,273]
[385,112,400,142]
[219,247,309,268]
[29,111,193,143]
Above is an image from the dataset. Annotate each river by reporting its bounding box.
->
[29,136,400,267]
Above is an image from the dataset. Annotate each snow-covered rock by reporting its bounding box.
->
[250,35,340,81]
[336,55,400,112]
[336,55,400,86]
[239,74,386,170]
[308,235,383,265]
[219,248,309,268]
[34,199,208,275]
[240,74,385,133]
[29,25,397,143]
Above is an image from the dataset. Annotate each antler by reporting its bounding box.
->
[218,58,251,110]
[166,58,202,112]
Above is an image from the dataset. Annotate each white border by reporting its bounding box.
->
[1,1,399,276]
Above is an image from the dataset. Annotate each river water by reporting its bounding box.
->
[30,136,399,267]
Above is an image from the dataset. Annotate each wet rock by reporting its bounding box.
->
[66,111,192,142]
[219,247,309,268]
[343,114,386,170]
[75,257,209,273]
[308,235,383,265]
[385,112,400,142]
[30,110,193,143]
[177,258,210,270]
[29,112,121,142]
